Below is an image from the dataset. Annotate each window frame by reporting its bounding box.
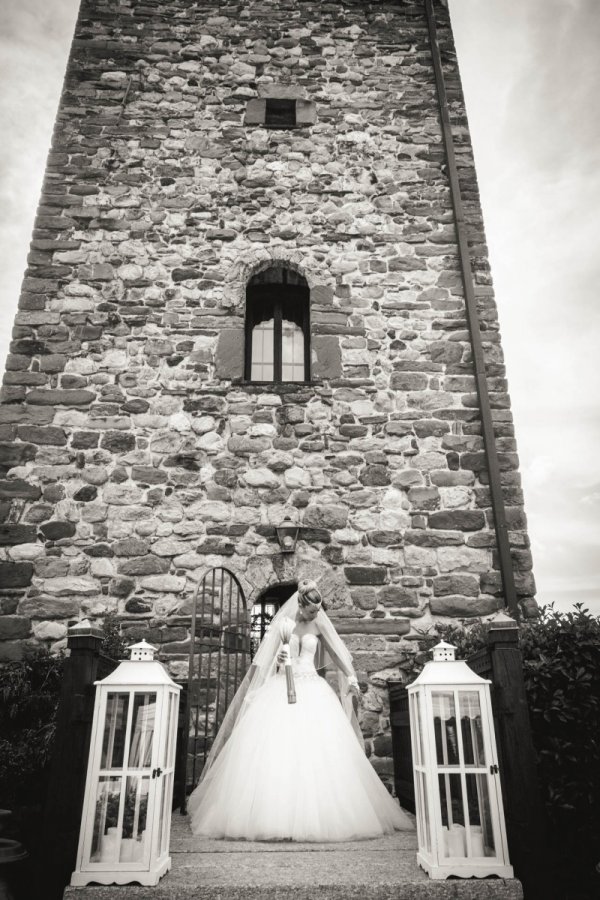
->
[244,271,311,384]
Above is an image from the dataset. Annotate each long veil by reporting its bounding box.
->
[187,590,363,817]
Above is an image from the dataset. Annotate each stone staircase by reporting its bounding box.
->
[64,815,523,900]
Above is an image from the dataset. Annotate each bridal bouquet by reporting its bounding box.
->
[279,619,297,705]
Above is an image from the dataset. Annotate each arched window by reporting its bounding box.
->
[244,267,310,383]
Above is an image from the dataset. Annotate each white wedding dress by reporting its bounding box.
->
[188,630,413,841]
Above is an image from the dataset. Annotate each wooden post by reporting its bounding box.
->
[483,619,556,899]
[388,682,415,813]
[36,621,115,900]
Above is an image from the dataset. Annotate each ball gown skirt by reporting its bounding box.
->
[188,656,413,841]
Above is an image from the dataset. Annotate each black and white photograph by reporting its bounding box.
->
[0,2,598,899]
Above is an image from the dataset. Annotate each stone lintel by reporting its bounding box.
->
[332,619,410,636]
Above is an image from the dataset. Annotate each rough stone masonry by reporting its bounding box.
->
[0,0,537,780]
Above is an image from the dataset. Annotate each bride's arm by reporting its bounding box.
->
[317,628,353,678]
[316,624,360,697]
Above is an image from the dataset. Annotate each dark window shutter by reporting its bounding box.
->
[215,329,245,381]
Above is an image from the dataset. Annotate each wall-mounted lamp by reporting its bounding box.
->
[276,517,300,553]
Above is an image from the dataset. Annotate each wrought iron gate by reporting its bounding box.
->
[179,567,249,811]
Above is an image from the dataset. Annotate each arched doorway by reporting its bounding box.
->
[180,567,249,810]
[250,582,297,657]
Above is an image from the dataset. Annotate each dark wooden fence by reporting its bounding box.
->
[35,623,118,900]
[389,619,556,899]
[388,681,415,814]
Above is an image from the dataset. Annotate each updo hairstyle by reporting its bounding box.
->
[297,579,324,610]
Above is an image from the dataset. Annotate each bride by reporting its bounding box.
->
[187,579,413,841]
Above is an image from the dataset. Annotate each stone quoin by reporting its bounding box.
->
[0,0,537,782]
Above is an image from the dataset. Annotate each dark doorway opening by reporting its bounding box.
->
[251,582,297,657]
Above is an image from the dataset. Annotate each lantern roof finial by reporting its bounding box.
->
[409,638,489,687]
[96,637,180,687]
[432,640,456,662]
[129,639,158,661]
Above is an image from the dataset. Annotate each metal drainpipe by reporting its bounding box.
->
[424,0,520,621]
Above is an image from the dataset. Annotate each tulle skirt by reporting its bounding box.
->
[188,671,413,842]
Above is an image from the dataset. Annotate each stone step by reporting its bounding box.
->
[64,815,522,900]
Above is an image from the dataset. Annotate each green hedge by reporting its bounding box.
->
[436,604,600,900]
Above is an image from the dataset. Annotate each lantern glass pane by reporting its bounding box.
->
[466,773,496,857]
[165,693,176,768]
[433,692,459,766]
[119,775,150,863]
[91,775,122,863]
[412,694,424,767]
[459,691,486,766]
[172,693,179,763]
[414,767,424,846]
[128,692,157,768]
[418,771,431,853]
[158,772,173,856]
[410,696,418,765]
[101,693,130,770]
[170,693,179,764]
[438,772,466,857]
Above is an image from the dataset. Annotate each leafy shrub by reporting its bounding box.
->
[519,604,600,899]
[0,646,64,809]
[431,605,600,899]
[99,611,129,661]
[0,614,127,815]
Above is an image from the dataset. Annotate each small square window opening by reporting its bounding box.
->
[265,99,296,128]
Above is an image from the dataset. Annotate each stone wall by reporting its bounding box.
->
[0,0,537,783]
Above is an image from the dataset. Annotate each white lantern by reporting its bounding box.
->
[71,640,181,886]
[408,641,513,880]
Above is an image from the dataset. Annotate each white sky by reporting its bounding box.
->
[0,0,598,614]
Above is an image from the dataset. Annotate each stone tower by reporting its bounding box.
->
[0,0,536,778]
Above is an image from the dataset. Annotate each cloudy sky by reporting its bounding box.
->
[1,0,598,614]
